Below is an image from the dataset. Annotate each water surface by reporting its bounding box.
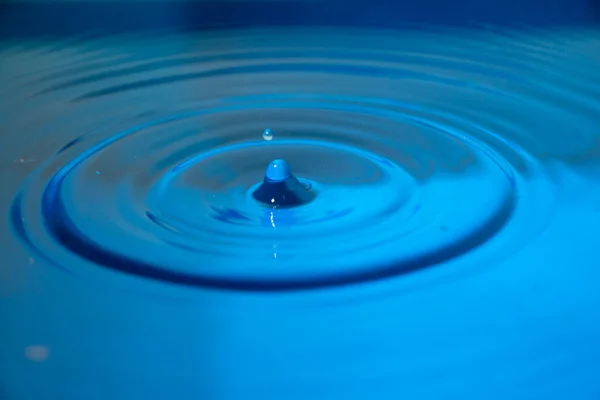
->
[1,26,600,399]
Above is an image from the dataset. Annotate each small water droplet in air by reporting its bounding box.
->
[263,128,273,141]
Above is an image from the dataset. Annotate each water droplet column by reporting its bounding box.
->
[252,159,315,208]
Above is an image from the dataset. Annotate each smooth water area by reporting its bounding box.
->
[2,26,600,399]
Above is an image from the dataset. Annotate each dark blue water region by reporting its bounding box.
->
[1,0,600,38]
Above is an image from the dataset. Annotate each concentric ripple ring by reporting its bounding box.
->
[12,94,551,291]
[7,27,580,291]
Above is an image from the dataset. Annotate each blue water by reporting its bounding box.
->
[2,23,600,399]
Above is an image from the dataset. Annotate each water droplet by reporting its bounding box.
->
[262,128,273,141]
[265,159,291,182]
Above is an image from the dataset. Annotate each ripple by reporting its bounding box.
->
[7,26,599,291]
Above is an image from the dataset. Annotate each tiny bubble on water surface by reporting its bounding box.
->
[263,129,273,141]
[24,346,49,362]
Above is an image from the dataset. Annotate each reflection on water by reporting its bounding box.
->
[1,26,600,399]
